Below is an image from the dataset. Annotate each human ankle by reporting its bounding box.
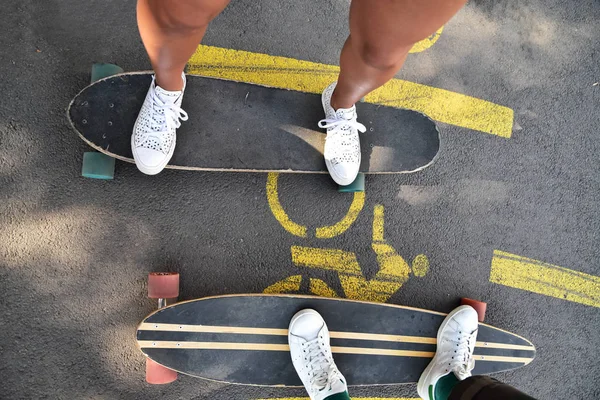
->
[155,72,184,92]
[330,90,355,110]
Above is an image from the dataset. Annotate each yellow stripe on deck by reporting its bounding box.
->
[490,250,600,308]
[257,398,419,400]
[187,45,514,138]
[138,340,533,364]
[138,324,534,351]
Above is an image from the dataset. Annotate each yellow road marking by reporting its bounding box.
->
[266,173,307,237]
[490,250,600,308]
[263,275,302,294]
[292,246,359,274]
[409,26,444,53]
[187,45,513,137]
[372,205,385,242]
[267,206,429,302]
[292,246,410,303]
[411,254,429,277]
[309,278,339,297]
[316,192,365,239]
[266,173,365,239]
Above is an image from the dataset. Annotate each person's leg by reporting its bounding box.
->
[447,375,537,400]
[416,306,537,400]
[332,0,467,109]
[416,305,479,400]
[137,0,230,91]
[319,0,466,185]
[288,309,351,400]
[132,0,230,175]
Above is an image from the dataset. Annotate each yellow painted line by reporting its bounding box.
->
[315,192,365,239]
[291,245,409,302]
[309,278,339,297]
[187,45,513,137]
[266,173,307,237]
[138,322,533,351]
[266,173,365,239]
[409,26,444,53]
[292,246,360,275]
[490,250,600,308]
[411,254,429,277]
[263,275,302,294]
[372,204,385,242]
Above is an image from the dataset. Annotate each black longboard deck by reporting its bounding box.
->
[69,73,439,173]
[136,295,535,387]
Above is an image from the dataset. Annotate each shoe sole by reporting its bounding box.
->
[416,305,474,400]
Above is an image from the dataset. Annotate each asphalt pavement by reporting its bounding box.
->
[1,0,599,399]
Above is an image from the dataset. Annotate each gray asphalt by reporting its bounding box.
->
[1,0,599,399]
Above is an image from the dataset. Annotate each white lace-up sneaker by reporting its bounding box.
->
[289,309,348,400]
[131,73,189,175]
[319,82,366,186]
[417,305,479,400]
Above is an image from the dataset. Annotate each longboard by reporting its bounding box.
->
[68,71,440,176]
[136,294,535,387]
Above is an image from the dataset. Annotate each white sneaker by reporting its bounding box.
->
[417,305,479,400]
[289,309,348,400]
[131,73,189,175]
[319,82,366,186]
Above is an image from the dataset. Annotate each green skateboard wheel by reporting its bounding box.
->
[81,152,115,179]
[338,173,365,193]
[91,63,124,83]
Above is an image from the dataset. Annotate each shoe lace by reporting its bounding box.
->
[448,328,477,376]
[318,113,366,136]
[318,110,365,163]
[140,82,189,150]
[304,337,335,391]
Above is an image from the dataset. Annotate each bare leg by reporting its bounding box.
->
[332,0,467,109]
[137,0,230,91]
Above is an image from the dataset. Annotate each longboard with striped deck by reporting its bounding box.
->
[136,294,535,386]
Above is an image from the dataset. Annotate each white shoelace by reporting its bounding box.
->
[449,329,477,376]
[303,337,334,391]
[319,113,366,164]
[139,84,189,151]
[318,117,366,135]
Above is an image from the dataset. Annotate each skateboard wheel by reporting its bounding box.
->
[81,152,115,180]
[338,173,365,193]
[148,272,180,299]
[145,358,177,384]
[460,298,487,322]
[91,63,124,83]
